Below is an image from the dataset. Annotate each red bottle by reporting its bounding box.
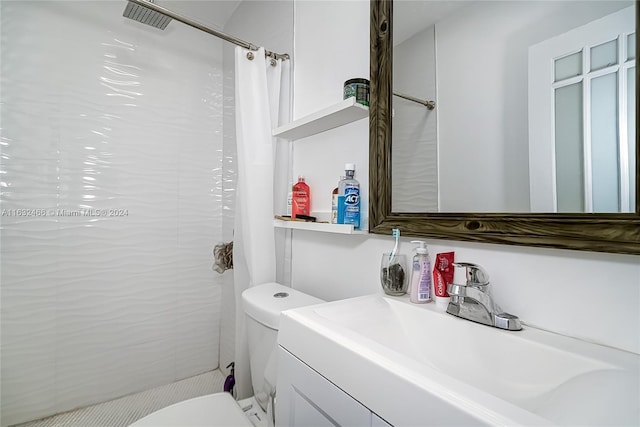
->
[292,176,311,219]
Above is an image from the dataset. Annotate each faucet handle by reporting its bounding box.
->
[452,262,489,286]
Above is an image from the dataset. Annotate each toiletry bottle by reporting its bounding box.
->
[330,177,342,224]
[286,181,293,216]
[292,176,310,219]
[337,164,360,229]
[409,240,432,304]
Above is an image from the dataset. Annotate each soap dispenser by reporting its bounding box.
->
[409,240,432,304]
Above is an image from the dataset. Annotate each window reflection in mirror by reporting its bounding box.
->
[391,0,636,213]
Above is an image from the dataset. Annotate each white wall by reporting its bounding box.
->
[288,0,640,356]
[292,0,370,227]
[0,2,225,425]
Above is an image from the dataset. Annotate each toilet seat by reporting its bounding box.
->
[129,392,252,426]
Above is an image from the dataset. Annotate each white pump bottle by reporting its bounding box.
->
[409,240,432,303]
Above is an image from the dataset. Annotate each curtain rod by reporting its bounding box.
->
[393,92,435,110]
[127,0,290,61]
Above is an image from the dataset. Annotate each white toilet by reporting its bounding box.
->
[130,282,323,427]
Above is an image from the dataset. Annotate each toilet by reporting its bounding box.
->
[129,282,323,427]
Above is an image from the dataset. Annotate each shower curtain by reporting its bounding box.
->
[233,46,290,399]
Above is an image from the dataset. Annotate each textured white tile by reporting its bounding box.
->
[53,339,177,413]
[1,353,57,427]
[1,1,227,425]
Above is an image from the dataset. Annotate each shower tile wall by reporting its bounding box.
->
[0,2,225,426]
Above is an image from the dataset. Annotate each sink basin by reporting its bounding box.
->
[278,294,639,426]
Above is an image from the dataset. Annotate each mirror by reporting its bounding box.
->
[369,0,640,254]
[391,0,635,213]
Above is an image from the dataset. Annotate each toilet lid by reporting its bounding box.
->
[129,393,253,426]
[242,282,324,329]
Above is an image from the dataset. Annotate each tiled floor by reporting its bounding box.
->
[12,370,226,427]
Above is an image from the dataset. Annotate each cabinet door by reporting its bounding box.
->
[372,413,393,427]
[276,347,372,427]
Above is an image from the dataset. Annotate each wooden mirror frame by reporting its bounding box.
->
[369,0,640,255]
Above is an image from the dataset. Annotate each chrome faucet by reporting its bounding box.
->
[446,262,522,331]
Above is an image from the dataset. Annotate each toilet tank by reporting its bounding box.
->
[242,282,323,412]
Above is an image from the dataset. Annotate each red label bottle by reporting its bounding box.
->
[292,176,310,218]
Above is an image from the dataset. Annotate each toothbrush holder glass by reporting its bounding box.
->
[380,253,408,296]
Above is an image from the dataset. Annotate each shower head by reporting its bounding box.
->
[123,0,172,30]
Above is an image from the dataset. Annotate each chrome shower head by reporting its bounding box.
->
[123,0,172,30]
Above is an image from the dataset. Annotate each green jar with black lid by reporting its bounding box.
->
[343,78,370,107]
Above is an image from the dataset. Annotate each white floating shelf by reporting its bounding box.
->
[274,219,367,235]
[273,97,369,140]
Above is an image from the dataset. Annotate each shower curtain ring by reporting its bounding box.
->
[246,52,254,60]
[270,58,277,67]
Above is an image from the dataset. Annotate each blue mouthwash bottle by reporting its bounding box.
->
[338,163,360,229]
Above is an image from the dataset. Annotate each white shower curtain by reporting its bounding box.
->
[233,46,290,399]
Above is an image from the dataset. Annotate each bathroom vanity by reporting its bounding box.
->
[277,349,390,426]
[276,295,640,426]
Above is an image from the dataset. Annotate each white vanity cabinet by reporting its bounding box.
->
[276,347,392,427]
[372,414,393,427]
